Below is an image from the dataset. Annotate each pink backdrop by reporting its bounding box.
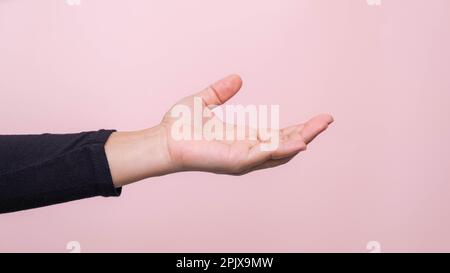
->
[1,0,450,252]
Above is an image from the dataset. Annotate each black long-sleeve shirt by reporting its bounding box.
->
[0,130,121,214]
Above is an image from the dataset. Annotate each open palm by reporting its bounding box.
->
[160,75,333,175]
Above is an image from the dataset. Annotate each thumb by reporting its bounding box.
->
[195,74,243,106]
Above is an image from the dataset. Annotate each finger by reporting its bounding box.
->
[196,74,243,106]
[271,138,306,160]
[244,133,305,170]
[234,114,333,174]
[281,124,303,136]
[299,114,334,144]
[250,155,296,172]
[236,154,297,175]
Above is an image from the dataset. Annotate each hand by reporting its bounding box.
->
[105,75,333,187]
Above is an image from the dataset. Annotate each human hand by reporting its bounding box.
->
[105,75,333,187]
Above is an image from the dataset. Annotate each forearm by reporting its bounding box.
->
[0,130,120,214]
[104,125,175,187]
[0,126,173,214]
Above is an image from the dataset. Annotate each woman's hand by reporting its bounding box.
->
[105,75,333,187]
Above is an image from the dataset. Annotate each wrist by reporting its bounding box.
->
[105,125,174,187]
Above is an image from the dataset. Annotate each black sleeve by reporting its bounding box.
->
[0,130,121,214]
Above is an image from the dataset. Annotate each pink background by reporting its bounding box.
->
[1,0,450,252]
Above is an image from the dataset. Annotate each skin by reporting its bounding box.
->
[105,75,334,187]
